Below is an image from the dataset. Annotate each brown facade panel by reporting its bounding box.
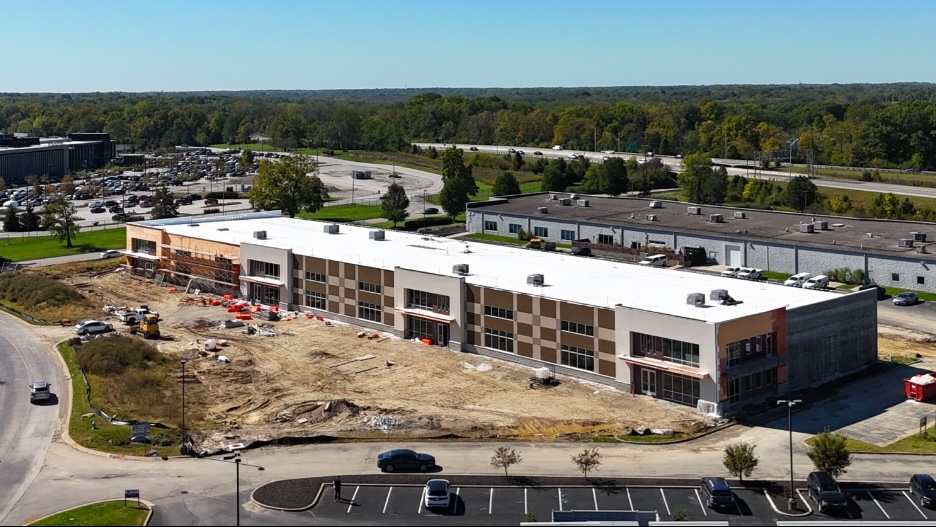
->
[540,346,557,364]
[343,288,357,301]
[344,303,356,317]
[293,255,301,268]
[383,269,394,288]
[539,298,556,318]
[516,294,532,314]
[358,290,381,304]
[559,302,595,324]
[383,295,395,308]
[484,316,515,333]
[466,328,477,345]
[467,285,480,304]
[383,313,394,326]
[466,312,477,326]
[516,322,533,339]
[328,300,340,313]
[598,339,615,354]
[561,332,596,350]
[343,263,356,280]
[484,288,513,307]
[305,283,328,295]
[597,308,615,330]
[304,257,328,273]
[598,359,615,377]
[328,284,339,297]
[358,265,382,284]
[518,341,533,358]
[540,327,556,344]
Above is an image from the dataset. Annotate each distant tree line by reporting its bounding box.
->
[1,84,935,169]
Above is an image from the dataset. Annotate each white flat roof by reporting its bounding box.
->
[159,217,841,323]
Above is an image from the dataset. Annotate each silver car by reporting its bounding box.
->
[74,320,113,335]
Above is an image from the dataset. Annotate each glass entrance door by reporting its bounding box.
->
[437,323,450,346]
[641,369,657,396]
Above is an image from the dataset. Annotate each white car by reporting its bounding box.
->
[74,320,113,335]
[99,250,122,259]
[425,479,450,509]
[602,150,615,154]
[721,266,741,278]
[783,272,812,287]
[737,268,763,280]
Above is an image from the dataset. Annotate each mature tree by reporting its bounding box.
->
[40,195,81,248]
[3,206,20,232]
[380,182,410,227]
[150,186,179,220]
[512,152,524,171]
[492,171,521,196]
[581,164,606,194]
[723,443,759,482]
[438,147,478,218]
[248,154,328,218]
[571,447,602,479]
[678,153,727,204]
[239,149,255,168]
[807,431,852,477]
[541,160,568,192]
[490,446,523,478]
[785,175,818,211]
[603,157,629,196]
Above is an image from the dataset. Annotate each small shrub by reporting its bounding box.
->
[204,208,220,214]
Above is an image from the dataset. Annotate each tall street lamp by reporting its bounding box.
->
[202,451,264,526]
[181,358,188,445]
[777,399,802,511]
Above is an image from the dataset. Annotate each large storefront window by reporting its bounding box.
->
[662,372,700,406]
[251,283,279,305]
[406,289,449,314]
[633,332,700,367]
[406,316,435,341]
[484,328,514,352]
[249,260,280,278]
[561,344,594,371]
[132,238,156,255]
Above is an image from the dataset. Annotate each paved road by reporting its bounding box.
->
[0,314,67,525]
[877,298,936,336]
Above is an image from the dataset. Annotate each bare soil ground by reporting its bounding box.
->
[53,271,712,453]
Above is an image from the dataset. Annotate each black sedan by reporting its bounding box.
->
[911,474,936,507]
[377,449,436,472]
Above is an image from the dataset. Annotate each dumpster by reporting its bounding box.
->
[905,374,936,401]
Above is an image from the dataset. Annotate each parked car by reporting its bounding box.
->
[639,254,667,267]
[204,198,219,206]
[108,205,123,213]
[784,272,812,287]
[424,479,451,509]
[737,268,763,280]
[29,381,52,403]
[571,247,592,257]
[112,213,128,221]
[910,474,936,508]
[74,320,113,335]
[857,283,887,300]
[90,207,106,214]
[423,208,439,215]
[376,449,436,472]
[893,292,919,306]
[806,471,848,513]
[700,477,735,509]
[721,266,741,278]
[100,250,122,259]
[802,275,829,290]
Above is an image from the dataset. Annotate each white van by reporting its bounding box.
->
[639,254,667,267]
[784,272,812,287]
[802,275,829,290]
[2,200,19,208]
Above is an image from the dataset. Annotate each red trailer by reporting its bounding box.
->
[905,375,936,401]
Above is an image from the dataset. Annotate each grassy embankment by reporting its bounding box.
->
[28,500,149,526]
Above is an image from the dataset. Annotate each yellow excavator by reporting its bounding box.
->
[130,313,161,339]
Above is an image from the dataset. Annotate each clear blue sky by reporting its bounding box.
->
[4,0,933,92]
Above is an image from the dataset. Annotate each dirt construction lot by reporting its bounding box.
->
[58,271,714,452]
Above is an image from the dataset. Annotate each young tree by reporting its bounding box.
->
[512,152,524,171]
[248,155,329,218]
[571,447,602,479]
[541,160,567,192]
[380,182,410,227]
[60,174,77,196]
[21,205,40,231]
[240,149,255,168]
[40,195,81,248]
[722,443,759,482]
[150,186,179,220]
[490,446,523,478]
[807,431,852,477]
[438,147,478,218]
[492,171,521,196]
[3,205,21,232]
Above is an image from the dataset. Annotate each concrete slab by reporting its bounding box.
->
[839,398,936,446]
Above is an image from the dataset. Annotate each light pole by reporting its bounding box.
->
[181,359,188,444]
[203,451,265,526]
[777,399,802,511]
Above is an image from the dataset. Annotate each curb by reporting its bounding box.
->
[26,498,154,526]
[763,489,812,517]
[251,482,326,512]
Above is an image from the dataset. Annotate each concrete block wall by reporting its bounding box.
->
[785,289,877,391]
[868,254,935,291]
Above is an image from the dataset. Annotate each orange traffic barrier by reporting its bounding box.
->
[250,305,261,313]
[235,313,252,320]
[168,287,178,293]
[421,338,433,345]
[270,305,279,312]
[223,294,234,300]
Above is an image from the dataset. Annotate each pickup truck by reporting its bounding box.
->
[117,307,159,325]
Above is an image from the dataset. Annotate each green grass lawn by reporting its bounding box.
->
[0,228,126,261]
[464,233,528,246]
[762,271,792,281]
[886,286,936,302]
[805,429,936,454]
[298,204,385,222]
[30,500,149,526]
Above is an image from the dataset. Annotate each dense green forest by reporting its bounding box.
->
[2,83,935,169]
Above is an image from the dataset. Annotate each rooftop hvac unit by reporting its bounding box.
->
[323,224,339,234]
[733,211,746,219]
[559,198,571,206]
[898,238,915,248]
[647,214,657,221]
[569,194,578,200]
[576,199,589,207]
[649,201,662,209]
[452,264,469,275]
[866,232,874,238]
[814,221,828,230]
[686,293,705,306]
[799,223,815,233]
[549,193,558,201]
[537,206,549,214]
[252,230,267,240]
[709,289,729,301]
[709,214,723,223]
[912,231,928,242]
[527,274,545,286]
[368,230,385,241]
[687,206,701,215]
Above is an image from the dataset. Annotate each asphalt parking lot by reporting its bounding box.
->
[310,483,781,526]
[791,487,934,522]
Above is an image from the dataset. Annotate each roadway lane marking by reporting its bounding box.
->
[626,488,634,511]
[592,488,598,510]
[346,486,359,513]
[558,488,563,511]
[524,487,528,515]
[660,489,671,516]
[694,489,708,516]
[903,490,929,519]
[489,488,493,514]
[868,491,889,519]
[418,486,426,514]
[451,487,460,515]
[382,487,392,514]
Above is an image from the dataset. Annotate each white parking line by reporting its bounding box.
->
[346,486,359,513]
[524,487,528,515]
[593,488,598,510]
[694,489,708,516]
[903,490,929,519]
[452,487,460,515]
[867,491,890,519]
[660,489,671,516]
[626,488,634,511]
[417,486,426,514]
[382,487,392,514]
[490,488,494,514]
[558,488,563,511]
